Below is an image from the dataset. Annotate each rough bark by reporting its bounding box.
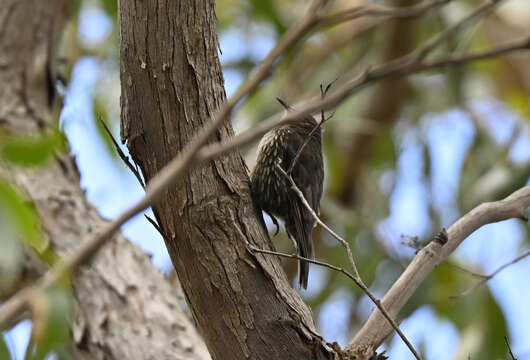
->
[119,1,341,359]
[0,1,209,359]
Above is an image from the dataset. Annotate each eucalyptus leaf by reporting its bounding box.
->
[0,131,65,167]
[27,288,73,360]
[0,179,47,254]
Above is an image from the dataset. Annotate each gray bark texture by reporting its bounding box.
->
[119,0,343,359]
[0,1,210,359]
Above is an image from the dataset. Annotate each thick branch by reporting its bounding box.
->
[347,186,530,357]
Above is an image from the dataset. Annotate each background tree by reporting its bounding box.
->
[1,0,530,359]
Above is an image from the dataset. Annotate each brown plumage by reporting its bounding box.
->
[250,98,324,289]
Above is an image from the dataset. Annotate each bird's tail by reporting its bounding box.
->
[287,198,314,290]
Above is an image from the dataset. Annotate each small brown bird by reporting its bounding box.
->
[250,98,324,289]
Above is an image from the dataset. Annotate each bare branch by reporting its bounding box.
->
[286,81,333,176]
[348,186,530,356]
[413,0,508,61]
[97,115,145,188]
[277,164,361,279]
[318,0,452,27]
[505,336,518,360]
[144,214,165,238]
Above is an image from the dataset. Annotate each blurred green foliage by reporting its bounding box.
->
[26,288,73,360]
[0,131,65,167]
[0,180,47,255]
[0,337,9,360]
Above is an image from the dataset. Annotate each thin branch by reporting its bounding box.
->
[1,22,528,334]
[318,0,452,27]
[505,336,518,360]
[446,262,487,280]
[451,248,530,299]
[275,165,421,360]
[413,0,508,61]
[349,186,530,354]
[144,214,165,238]
[248,246,420,360]
[97,115,145,188]
[277,164,361,279]
[286,81,334,175]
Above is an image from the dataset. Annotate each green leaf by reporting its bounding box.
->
[506,91,530,120]
[100,0,118,20]
[427,263,508,358]
[248,0,285,35]
[67,0,82,17]
[370,129,395,168]
[0,179,47,254]
[92,97,117,157]
[27,288,73,360]
[0,178,58,267]
[0,215,22,293]
[0,334,12,360]
[0,131,65,167]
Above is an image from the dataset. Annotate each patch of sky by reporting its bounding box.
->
[377,127,430,257]
[61,57,170,270]
[3,320,30,360]
[422,109,475,225]
[382,306,458,360]
[318,288,355,346]
[77,6,112,48]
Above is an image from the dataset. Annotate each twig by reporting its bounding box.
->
[451,249,530,299]
[446,262,487,280]
[249,246,421,360]
[1,23,528,334]
[97,115,145,188]
[505,336,518,360]
[144,214,165,238]
[277,164,361,279]
[413,0,508,61]
[286,81,334,175]
[318,0,451,27]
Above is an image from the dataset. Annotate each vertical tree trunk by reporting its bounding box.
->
[119,1,338,359]
[0,1,209,359]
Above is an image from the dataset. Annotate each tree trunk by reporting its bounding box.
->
[0,1,209,359]
[119,1,339,359]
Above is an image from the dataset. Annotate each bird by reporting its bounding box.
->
[250,98,324,289]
